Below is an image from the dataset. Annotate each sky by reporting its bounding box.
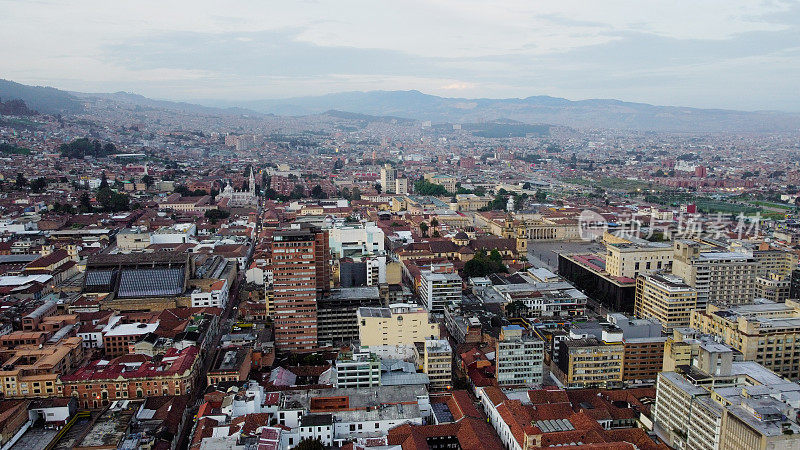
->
[1,0,799,111]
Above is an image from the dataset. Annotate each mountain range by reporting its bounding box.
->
[219,90,800,133]
[2,78,799,133]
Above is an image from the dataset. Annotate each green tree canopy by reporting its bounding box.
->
[414,179,449,196]
[59,138,117,159]
[463,249,507,278]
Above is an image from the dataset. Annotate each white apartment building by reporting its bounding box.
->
[380,163,397,194]
[190,279,229,308]
[419,270,461,313]
[423,339,452,390]
[333,350,381,388]
[328,222,385,258]
[495,325,545,386]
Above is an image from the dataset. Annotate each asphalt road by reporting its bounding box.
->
[177,201,261,449]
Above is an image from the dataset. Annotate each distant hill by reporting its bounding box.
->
[227,90,800,133]
[321,109,416,125]
[0,79,83,114]
[0,98,36,116]
[75,91,262,117]
[3,78,799,133]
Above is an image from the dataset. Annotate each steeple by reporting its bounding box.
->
[249,167,255,195]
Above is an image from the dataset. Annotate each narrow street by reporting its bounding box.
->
[177,201,262,449]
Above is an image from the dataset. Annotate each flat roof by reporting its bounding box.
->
[358,307,391,318]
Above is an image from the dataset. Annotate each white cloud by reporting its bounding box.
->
[0,0,797,109]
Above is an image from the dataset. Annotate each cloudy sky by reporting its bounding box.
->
[2,0,799,111]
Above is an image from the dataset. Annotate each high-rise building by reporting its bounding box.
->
[271,224,330,352]
[691,299,800,380]
[495,325,544,386]
[694,165,708,178]
[395,178,408,195]
[635,272,697,332]
[671,241,757,309]
[419,270,461,313]
[423,339,452,391]
[380,163,396,194]
[654,341,800,450]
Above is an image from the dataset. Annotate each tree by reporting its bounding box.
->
[52,202,75,214]
[96,186,112,211]
[414,179,449,196]
[522,182,532,190]
[15,172,27,188]
[0,143,31,155]
[430,217,439,228]
[463,249,507,278]
[311,184,327,199]
[141,174,154,188]
[99,172,109,190]
[109,191,130,212]
[419,221,429,237]
[291,184,305,199]
[333,159,344,170]
[205,209,230,223]
[79,191,92,213]
[535,189,547,202]
[59,138,117,159]
[374,183,382,194]
[30,177,48,193]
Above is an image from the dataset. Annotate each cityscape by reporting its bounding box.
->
[1,2,800,450]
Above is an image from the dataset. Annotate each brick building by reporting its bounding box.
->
[270,225,330,352]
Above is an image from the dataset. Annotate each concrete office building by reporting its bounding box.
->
[328,222,384,258]
[419,270,461,313]
[395,178,409,195]
[672,241,757,309]
[423,339,452,391]
[357,303,439,347]
[755,274,792,302]
[654,341,800,450]
[380,164,397,194]
[635,272,698,332]
[317,287,381,346]
[333,350,381,388]
[691,299,800,380]
[605,241,673,279]
[495,325,544,386]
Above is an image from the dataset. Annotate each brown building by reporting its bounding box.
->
[102,319,160,358]
[207,347,252,385]
[0,337,84,399]
[61,346,199,409]
[622,337,668,382]
[270,225,330,352]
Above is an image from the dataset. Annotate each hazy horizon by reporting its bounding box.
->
[3,0,800,112]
